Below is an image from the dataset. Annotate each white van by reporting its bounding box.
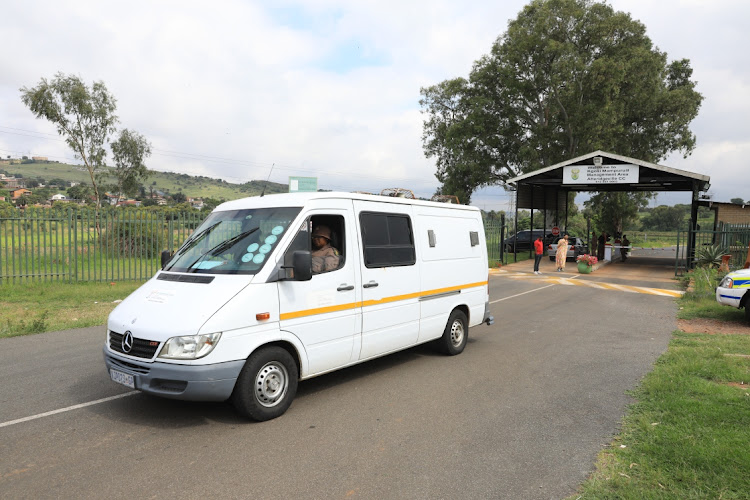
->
[104,192,494,421]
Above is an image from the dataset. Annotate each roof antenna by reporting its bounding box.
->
[260,163,275,197]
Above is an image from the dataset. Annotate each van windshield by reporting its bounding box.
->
[163,207,301,275]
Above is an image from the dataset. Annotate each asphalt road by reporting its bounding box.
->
[0,269,678,499]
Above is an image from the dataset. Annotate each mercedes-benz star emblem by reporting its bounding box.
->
[122,331,134,353]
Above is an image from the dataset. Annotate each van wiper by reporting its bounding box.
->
[173,221,222,259]
[186,228,258,272]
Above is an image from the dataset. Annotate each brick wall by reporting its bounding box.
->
[717,203,750,225]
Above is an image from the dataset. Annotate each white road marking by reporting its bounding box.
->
[0,392,137,429]
[490,284,557,304]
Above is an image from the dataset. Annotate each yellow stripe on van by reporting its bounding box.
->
[279,281,488,321]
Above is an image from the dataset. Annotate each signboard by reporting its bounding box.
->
[551,226,560,236]
[563,164,639,185]
[288,176,318,193]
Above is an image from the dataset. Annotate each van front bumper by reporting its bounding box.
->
[104,348,245,402]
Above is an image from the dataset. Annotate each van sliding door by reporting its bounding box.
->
[354,201,420,359]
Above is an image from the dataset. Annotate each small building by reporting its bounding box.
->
[700,200,750,228]
[50,193,67,201]
[118,199,142,207]
[31,156,48,162]
[10,188,32,199]
[2,178,26,189]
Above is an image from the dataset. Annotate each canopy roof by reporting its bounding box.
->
[507,150,710,210]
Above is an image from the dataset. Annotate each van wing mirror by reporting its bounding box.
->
[283,250,312,281]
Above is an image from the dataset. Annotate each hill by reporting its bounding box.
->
[0,161,288,200]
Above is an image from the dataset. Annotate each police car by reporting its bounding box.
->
[716,268,750,324]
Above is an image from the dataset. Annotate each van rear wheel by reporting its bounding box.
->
[232,346,298,421]
[437,309,468,355]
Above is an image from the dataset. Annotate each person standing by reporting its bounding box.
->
[621,235,630,262]
[555,235,569,272]
[533,235,544,274]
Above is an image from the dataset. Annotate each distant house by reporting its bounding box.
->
[2,177,25,189]
[50,193,67,201]
[31,156,48,162]
[118,199,141,207]
[10,188,32,199]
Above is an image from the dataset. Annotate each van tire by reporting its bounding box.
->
[745,305,750,325]
[438,309,468,355]
[232,347,298,421]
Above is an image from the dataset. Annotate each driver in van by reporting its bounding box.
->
[311,225,340,273]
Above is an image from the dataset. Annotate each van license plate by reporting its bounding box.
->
[110,369,135,389]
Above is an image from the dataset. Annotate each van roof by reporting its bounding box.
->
[215,191,481,213]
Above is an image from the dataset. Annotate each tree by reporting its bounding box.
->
[20,73,119,209]
[730,197,745,205]
[111,129,152,199]
[642,205,688,231]
[171,191,186,204]
[67,184,93,203]
[420,0,703,203]
[585,192,649,236]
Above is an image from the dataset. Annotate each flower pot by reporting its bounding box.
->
[577,262,593,274]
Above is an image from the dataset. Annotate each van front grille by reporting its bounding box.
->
[109,331,160,359]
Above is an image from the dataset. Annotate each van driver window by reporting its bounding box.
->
[284,215,345,275]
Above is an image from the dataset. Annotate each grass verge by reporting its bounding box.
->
[570,331,750,499]
[0,281,143,338]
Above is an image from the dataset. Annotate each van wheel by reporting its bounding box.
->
[438,309,468,355]
[232,347,298,421]
[745,305,750,325]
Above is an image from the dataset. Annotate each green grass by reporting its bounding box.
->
[0,281,143,338]
[570,331,750,499]
[678,294,747,323]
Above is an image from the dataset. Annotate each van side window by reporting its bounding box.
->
[360,212,415,268]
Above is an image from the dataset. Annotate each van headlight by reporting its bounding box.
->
[158,333,221,360]
[719,276,734,289]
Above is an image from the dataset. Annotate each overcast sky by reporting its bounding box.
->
[1,0,748,210]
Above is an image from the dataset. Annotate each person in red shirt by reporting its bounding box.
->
[533,235,544,274]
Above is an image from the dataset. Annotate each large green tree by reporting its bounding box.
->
[420,0,702,204]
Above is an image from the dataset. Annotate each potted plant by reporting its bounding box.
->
[576,254,598,274]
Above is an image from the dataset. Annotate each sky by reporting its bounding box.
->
[1,0,748,211]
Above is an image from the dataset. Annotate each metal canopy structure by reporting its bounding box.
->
[505,150,711,265]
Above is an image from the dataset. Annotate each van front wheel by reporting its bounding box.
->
[232,347,298,421]
[438,309,468,355]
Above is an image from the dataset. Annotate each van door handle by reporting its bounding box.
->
[363,281,379,288]
[337,284,354,291]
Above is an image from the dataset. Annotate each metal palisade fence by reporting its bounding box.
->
[0,207,203,283]
[0,207,507,283]
[675,222,750,275]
